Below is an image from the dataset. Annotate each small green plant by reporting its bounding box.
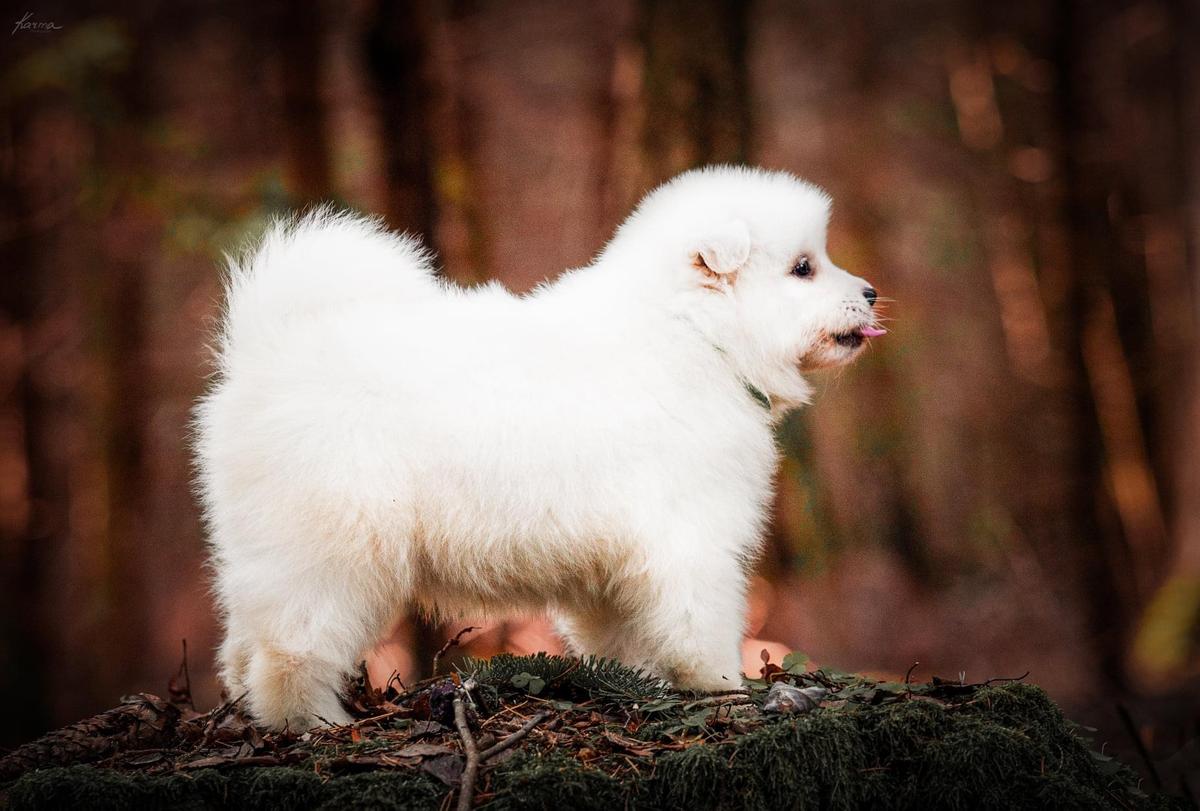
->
[509,672,546,695]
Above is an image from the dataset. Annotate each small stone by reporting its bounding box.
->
[762,683,828,714]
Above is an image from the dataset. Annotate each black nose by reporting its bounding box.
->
[863,287,878,306]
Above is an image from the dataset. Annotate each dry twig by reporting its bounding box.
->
[202,692,247,746]
[478,711,550,761]
[904,661,920,698]
[348,705,411,729]
[170,640,195,710]
[433,626,480,676]
[980,671,1030,686]
[453,693,480,811]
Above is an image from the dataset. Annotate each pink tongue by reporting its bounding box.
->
[860,326,888,338]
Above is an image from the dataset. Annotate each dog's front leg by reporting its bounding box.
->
[627,547,749,692]
[554,547,747,690]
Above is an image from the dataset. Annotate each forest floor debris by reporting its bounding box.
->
[0,649,1179,809]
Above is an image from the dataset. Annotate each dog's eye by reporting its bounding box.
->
[790,258,813,278]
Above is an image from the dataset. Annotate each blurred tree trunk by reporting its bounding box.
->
[277,1,335,206]
[433,0,490,283]
[0,7,157,734]
[1049,0,1192,685]
[7,6,162,729]
[0,99,55,746]
[638,0,751,183]
[1131,0,1200,684]
[365,0,437,238]
[1055,75,1127,690]
[1052,0,1137,687]
[88,7,159,712]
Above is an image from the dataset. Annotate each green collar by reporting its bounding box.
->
[708,341,771,411]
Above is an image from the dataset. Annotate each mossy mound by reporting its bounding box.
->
[4,766,444,810]
[1,654,1178,810]
[643,686,1136,810]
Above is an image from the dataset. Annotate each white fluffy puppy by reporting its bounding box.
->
[195,166,883,730]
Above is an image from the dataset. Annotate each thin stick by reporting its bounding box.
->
[385,671,406,694]
[179,639,194,709]
[433,626,480,676]
[481,700,529,726]
[904,661,919,698]
[348,704,411,729]
[477,711,550,761]
[453,694,480,811]
[202,692,247,746]
[980,671,1030,686]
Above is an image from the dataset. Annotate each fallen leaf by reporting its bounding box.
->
[182,755,231,770]
[421,753,464,786]
[124,751,164,766]
[397,743,454,758]
[407,720,445,738]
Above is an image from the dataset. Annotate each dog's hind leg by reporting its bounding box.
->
[224,536,408,731]
[216,632,251,701]
[236,580,393,729]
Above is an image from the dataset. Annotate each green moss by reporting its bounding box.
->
[212,769,324,811]
[316,772,443,810]
[484,752,625,811]
[4,766,443,811]
[6,765,176,810]
[648,744,726,809]
[637,686,1157,811]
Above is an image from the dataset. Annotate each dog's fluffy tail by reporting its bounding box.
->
[215,207,441,364]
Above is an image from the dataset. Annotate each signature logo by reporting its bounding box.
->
[12,11,63,35]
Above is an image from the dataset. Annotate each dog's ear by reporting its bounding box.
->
[695,219,750,287]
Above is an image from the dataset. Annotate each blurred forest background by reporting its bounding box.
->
[2,0,1199,792]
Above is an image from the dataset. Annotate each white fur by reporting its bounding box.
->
[194,166,880,730]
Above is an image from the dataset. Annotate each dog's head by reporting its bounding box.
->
[609,166,884,407]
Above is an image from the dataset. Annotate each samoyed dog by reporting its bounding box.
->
[195,166,884,730]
